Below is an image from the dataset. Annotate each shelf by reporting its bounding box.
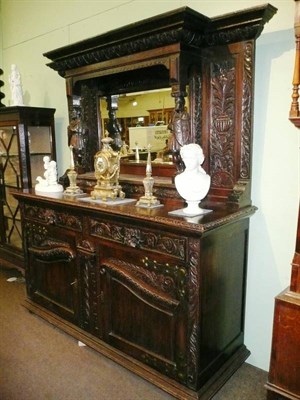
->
[30,152,51,156]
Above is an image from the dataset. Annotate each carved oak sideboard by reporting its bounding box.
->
[14,4,278,399]
[14,190,256,399]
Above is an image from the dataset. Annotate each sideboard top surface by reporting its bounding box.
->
[13,189,256,235]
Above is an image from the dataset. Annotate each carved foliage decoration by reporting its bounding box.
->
[48,18,270,75]
[77,240,100,334]
[240,41,253,180]
[102,258,180,307]
[210,60,236,188]
[141,256,187,301]
[209,41,253,195]
[186,238,201,389]
[79,84,99,172]
[24,205,82,231]
[25,222,75,262]
[50,29,202,73]
[90,219,186,260]
[189,69,202,145]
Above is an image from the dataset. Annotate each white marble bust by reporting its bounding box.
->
[175,143,210,215]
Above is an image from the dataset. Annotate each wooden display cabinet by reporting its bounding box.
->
[0,106,56,272]
[16,4,277,400]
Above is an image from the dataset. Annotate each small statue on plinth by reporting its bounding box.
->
[136,145,161,208]
[64,146,84,196]
[9,64,24,106]
[35,156,63,193]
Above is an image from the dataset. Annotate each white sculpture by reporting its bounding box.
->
[174,143,211,215]
[9,64,24,106]
[35,156,63,193]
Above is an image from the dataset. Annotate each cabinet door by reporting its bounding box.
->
[0,125,22,250]
[98,254,188,384]
[26,224,79,323]
[27,125,54,187]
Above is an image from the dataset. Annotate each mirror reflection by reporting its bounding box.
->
[99,88,184,167]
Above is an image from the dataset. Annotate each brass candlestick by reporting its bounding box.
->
[64,146,83,196]
[136,145,161,207]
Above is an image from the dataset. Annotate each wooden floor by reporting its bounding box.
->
[0,266,269,400]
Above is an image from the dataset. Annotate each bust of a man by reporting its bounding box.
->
[175,143,210,214]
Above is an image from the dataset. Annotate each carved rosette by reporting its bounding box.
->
[90,220,186,260]
[210,61,235,188]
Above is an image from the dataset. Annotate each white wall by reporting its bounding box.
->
[0,0,299,372]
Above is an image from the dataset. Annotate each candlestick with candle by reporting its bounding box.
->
[64,145,84,196]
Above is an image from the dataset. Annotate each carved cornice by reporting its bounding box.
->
[44,5,277,76]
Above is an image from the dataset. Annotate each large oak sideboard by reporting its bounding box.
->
[14,190,255,399]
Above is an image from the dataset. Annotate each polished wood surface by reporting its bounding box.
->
[14,189,255,399]
[17,4,278,399]
[44,4,277,210]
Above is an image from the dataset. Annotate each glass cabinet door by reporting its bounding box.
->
[0,106,56,272]
[28,125,53,184]
[0,125,22,249]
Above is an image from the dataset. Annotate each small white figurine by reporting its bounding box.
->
[9,64,24,106]
[120,140,131,157]
[175,143,210,215]
[35,156,63,193]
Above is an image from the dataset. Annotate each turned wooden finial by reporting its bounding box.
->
[290,0,300,118]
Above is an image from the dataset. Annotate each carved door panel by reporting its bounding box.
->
[98,256,188,385]
[25,223,79,323]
